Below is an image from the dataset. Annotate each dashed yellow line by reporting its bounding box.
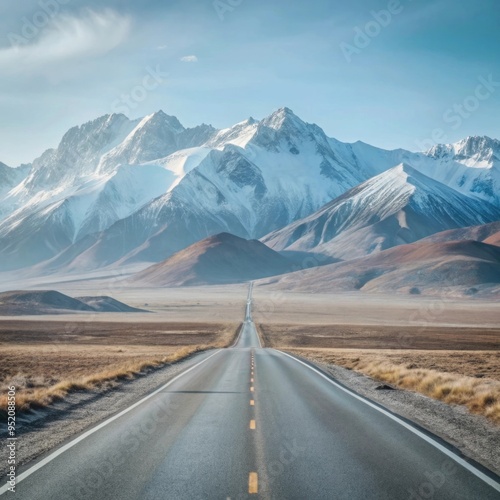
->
[250,400,254,406]
[248,472,258,494]
[250,419,256,429]
[250,378,254,383]
[250,386,254,392]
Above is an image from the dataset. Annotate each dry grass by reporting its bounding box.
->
[287,348,500,424]
[281,348,500,380]
[0,321,238,414]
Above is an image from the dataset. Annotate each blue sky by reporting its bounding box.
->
[0,0,499,166]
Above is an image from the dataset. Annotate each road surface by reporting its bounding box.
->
[2,283,499,499]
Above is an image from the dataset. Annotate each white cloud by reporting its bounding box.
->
[0,9,131,72]
[156,45,168,50]
[180,55,198,63]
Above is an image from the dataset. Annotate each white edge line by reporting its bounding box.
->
[231,322,245,348]
[277,350,500,493]
[254,319,263,349]
[0,349,222,495]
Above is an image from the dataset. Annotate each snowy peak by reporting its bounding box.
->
[381,163,443,192]
[1,105,500,274]
[0,162,29,195]
[258,107,318,140]
[206,118,259,149]
[25,113,138,188]
[56,113,133,163]
[426,136,500,168]
[142,110,185,133]
[99,111,216,170]
[262,164,500,261]
[260,107,303,130]
[101,111,186,166]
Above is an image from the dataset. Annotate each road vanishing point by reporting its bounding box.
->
[2,283,500,499]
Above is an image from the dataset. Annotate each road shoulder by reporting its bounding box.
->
[285,352,500,476]
[0,349,217,476]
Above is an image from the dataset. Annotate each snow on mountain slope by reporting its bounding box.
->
[0,163,188,270]
[0,111,216,222]
[51,108,400,270]
[0,112,219,270]
[262,164,500,261]
[205,117,259,149]
[418,136,500,206]
[97,110,216,171]
[0,162,30,211]
[1,106,500,273]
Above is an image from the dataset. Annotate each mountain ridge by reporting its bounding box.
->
[1,107,499,273]
[261,163,500,261]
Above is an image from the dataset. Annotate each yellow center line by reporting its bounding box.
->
[248,472,258,494]
[250,419,256,430]
[250,386,254,392]
[250,400,255,406]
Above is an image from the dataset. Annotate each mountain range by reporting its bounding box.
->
[262,164,500,261]
[1,107,499,296]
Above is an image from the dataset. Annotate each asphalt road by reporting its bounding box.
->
[2,283,500,499]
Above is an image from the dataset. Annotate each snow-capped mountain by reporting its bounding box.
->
[0,107,499,273]
[97,111,215,171]
[0,112,220,269]
[37,108,407,271]
[419,136,500,206]
[0,111,215,221]
[261,164,500,261]
[0,162,29,196]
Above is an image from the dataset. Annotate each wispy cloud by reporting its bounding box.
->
[180,55,198,63]
[0,9,131,73]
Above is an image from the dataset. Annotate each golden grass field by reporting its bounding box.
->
[0,321,238,413]
[258,323,500,424]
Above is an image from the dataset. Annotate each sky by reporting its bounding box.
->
[0,0,499,166]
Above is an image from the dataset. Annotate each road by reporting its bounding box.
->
[2,283,500,499]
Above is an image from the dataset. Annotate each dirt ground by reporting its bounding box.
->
[0,320,235,345]
[0,321,237,395]
[258,323,500,351]
[252,290,500,327]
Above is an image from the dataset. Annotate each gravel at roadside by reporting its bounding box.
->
[2,347,499,480]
